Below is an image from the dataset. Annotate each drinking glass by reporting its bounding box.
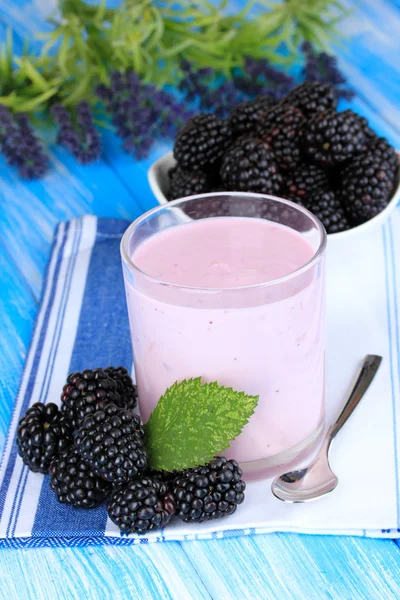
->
[121,193,326,477]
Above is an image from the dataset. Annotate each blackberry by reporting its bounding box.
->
[74,403,147,485]
[304,190,350,234]
[172,456,245,523]
[284,82,337,118]
[366,136,398,175]
[259,104,305,170]
[303,109,366,167]
[284,164,331,205]
[17,403,72,474]
[228,96,275,137]
[360,117,376,140]
[61,368,121,430]
[284,164,349,233]
[107,475,176,534]
[338,153,396,225]
[220,137,282,194]
[49,447,111,508]
[148,469,181,486]
[168,166,210,201]
[104,366,137,412]
[173,114,232,169]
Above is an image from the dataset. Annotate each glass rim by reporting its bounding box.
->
[120,192,327,292]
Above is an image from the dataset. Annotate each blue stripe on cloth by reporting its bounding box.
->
[0,222,70,522]
[6,466,27,537]
[97,218,130,237]
[8,468,29,538]
[388,219,400,525]
[32,218,132,538]
[382,223,400,526]
[67,218,132,372]
[10,221,83,537]
[0,527,392,549]
[0,535,145,548]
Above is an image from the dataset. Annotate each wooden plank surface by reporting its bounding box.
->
[0,1,400,598]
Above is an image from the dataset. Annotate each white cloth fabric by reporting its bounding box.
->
[0,212,399,548]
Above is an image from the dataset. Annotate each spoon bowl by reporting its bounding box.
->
[271,355,382,503]
[272,448,338,502]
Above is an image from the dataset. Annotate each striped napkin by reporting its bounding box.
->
[0,213,399,548]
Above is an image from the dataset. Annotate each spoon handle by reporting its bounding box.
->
[329,354,382,441]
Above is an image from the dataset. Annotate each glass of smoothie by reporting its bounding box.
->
[121,193,326,478]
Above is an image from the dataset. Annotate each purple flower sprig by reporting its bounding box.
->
[51,102,102,164]
[238,57,296,100]
[180,50,352,116]
[179,60,246,118]
[0,106,48,179]
[96,70,196,160]
[179,57,297,114]
[301,42,354,100]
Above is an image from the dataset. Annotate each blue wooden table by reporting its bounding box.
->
[1,1,400,598]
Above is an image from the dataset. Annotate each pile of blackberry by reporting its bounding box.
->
[16,366,246,535]
[169,81,398,233]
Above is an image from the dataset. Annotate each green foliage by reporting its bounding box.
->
[0,0,347,113]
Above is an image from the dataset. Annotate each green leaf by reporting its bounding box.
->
[58,33,71,76]
[0,90,18,107]
[13,87,58,112]
[95,0,107,22]
[144,378,259,472]
[162,38,194,57]
[5,28,13,80]
[62,71,92,106]
[130,40,144,74]
[14,57,50,91]
[38,27,64,57]
[146,8,164,50]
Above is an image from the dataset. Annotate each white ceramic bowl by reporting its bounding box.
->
[148,150,400,240]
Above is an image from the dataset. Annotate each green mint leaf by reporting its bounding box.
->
[143,378,259,472]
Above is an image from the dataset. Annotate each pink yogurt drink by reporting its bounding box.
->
[121,193,326,477]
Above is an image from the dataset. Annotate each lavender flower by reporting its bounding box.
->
[0,106,48,179]
[238,57,296,100]
[210,81,246,117]
[51,102,101,164]
[179,60,213,104]
[180,57,295,114]
[301,43,354,100]
[179,60,246,117]
[97,70,195,160]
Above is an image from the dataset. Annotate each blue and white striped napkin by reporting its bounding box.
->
[0,213,399,548]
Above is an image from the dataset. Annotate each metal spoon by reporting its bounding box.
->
[271,354,382,503]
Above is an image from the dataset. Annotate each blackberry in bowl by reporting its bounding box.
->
[148,83,400,240]
[173,114,232,170]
